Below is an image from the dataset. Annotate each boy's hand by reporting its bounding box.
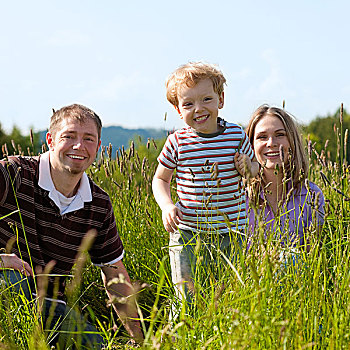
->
[162,204,183,233]
[234,153,252,177]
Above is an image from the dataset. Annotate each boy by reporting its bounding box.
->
[152,62,259,303]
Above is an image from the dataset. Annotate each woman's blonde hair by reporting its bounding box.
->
[246,104,308,199]
[166,61,226,107]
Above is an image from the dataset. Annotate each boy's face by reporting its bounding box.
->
[175,78,224,134]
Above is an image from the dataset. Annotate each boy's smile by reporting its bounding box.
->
[176,78,224,134]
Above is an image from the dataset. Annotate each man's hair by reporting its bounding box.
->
[246,104,308,196]
[166,62,226,107]
[49,104,102,140]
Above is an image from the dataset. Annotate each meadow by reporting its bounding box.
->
[0,117,349,349]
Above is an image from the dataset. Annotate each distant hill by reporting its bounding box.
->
[38,125,168,150]
[100,125,167,149]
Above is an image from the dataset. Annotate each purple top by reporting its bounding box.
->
[246,181,325,246]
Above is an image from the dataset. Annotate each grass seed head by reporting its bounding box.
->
[11,140,16,153]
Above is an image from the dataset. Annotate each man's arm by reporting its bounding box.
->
[0,253,33,276]
[101,259,144,343]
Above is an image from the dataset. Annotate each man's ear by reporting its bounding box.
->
[96,139,102,152]
[218,92,224,109]
[46,132,54,150]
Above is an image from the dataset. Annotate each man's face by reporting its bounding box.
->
[46,117,101,177]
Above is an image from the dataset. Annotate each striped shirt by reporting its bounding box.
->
[0,156,124,299]
[158,122,254,233]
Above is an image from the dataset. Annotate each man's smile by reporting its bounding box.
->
[67,154,86,160]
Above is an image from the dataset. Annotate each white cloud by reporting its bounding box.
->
[231,68,252,80]
[46,30,91,47]
[20,80,39,91]
[258,49,282,94]
[82,72,154,101]
[244,49,296,102]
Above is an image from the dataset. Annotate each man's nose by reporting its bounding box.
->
[72,139,84,149]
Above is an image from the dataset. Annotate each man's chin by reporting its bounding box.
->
[65,166,85,176]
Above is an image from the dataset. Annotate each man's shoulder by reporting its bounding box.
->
[87,177,113,204]
[2,155,39,174]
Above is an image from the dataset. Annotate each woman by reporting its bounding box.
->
[245,105,325,251]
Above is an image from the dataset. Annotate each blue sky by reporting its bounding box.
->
[0,0,349,134]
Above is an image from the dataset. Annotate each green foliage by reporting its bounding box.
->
[302,106,350,163]
[0,123,41,158]
[0,118,350,348]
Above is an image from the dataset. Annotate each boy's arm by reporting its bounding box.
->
[234,153,260,179]
[152,164,182,233]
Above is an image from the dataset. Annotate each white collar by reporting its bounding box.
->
[38,151,92,214]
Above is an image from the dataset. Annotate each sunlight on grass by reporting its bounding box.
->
[0,120,349,348]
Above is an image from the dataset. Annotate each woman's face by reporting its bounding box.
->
[253,114,291,170]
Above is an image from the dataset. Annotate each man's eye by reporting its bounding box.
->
[62,135,71,139]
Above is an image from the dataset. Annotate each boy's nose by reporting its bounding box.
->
[194,102,204,112]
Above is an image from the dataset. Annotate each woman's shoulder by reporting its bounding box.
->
[301,181,323,194]
[297,181,325,204]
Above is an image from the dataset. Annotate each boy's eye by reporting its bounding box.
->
[183,102,192,107]
[204,97,213,102]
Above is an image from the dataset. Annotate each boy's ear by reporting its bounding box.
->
[174,105,182,118]
[218,92,224,109]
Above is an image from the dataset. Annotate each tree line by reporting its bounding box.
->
[0,123,41,157]
[302,106,350,164]
[1,107,349,163]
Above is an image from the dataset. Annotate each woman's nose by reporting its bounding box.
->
[266,136,276,147]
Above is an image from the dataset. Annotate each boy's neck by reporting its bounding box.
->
[191,119,226,137]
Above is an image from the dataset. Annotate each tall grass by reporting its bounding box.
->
[0,121,349,348]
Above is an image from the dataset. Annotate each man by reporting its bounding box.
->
[0,104,143,347]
